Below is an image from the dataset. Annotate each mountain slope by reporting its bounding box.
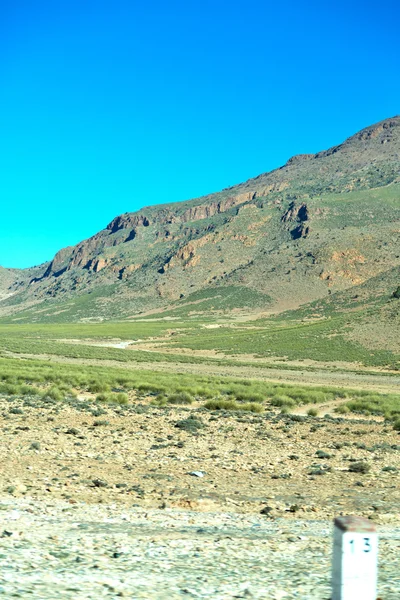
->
[1,116,400,322]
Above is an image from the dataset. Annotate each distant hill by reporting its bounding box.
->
[1,116,400,323]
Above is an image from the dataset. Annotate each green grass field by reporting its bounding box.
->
[1,313,399,372]
[1,354,400,420]
[166,315,400,368]
[0,315,400,424]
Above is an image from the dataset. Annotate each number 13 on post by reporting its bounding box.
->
[332,516,378,600]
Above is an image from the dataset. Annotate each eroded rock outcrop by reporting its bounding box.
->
[281,201,309,223]
[162,235,213,271]
[107,213,150,233]
[85,258,108,273]
[180,193,253,223]
[281,202,310,239]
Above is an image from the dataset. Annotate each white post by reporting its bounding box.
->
[332,515,378,600]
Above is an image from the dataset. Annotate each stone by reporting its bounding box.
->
[92,478,109,488]
[188,471,205,478]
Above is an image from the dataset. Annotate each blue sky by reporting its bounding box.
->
[1,0,399,268]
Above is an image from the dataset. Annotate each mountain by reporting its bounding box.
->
[1,116,400,322]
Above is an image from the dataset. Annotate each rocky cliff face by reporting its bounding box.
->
[281,202,310,239]
[1,116,400,321]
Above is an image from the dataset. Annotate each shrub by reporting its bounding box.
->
[96,392,111,402]
[204,398,263,413]
[175,416,205,433]
[44,387,64,401]
[204,398,238,411]
[240,402,263,413]
[1,384,19,395]
[316,450,332,459]
[167,391,194,405]
[271,394,296,408]
[348,462,370,474]
[335,404,350,414]
[308,466,331,476]
[307,408,319,417]
[114,392,129,405]
[90,408,107,417]
[289,414,306,422]
[382,466,398,473]
[305,391,328,404]
[234,392,264,403]
[151,394,167,407]
[137,383,166,394]
[19,384,39,396]
[193,387,214,399]
[88,381,110,393]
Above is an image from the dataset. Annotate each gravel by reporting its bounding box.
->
[0,496,399,599]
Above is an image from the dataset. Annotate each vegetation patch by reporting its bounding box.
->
[174,416,205,433]
[204,398,263,412]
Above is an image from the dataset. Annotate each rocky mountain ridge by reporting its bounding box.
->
[1,116,400,322]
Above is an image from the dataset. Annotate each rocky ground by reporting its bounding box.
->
[0,498,399,599]
[0,394,399,598]
[1,395,399,518]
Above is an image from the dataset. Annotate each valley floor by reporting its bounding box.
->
[6,347,400,395]
[1,317,400,597]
